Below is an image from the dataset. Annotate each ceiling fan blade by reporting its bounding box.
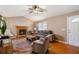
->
[28,8,33,10]
[39,9,47,12]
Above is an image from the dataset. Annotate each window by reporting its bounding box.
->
[72,18,79,23]
[37,22,48,30]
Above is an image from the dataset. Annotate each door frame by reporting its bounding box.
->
[67,15,79,46]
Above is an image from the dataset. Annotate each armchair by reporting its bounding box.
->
[32,35,50,54]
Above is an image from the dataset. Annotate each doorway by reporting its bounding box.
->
[67,15,79,47]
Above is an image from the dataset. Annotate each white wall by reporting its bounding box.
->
[4,16,33,36]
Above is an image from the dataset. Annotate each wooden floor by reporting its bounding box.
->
[48,41,79,54]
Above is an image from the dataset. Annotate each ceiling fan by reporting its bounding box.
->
[26,5,47,14]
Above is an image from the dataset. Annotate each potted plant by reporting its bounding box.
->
[0,15,7,35]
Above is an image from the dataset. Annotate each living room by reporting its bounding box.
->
[0,5,79,54]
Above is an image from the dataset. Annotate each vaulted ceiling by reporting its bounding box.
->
[0,5,79,21]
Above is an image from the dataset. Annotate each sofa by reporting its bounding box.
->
[36,30,55,41]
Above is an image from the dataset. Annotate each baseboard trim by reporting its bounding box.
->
[56,40,79,47]
[56,40,68,44]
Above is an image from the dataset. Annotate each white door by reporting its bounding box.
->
[67,16,79,47]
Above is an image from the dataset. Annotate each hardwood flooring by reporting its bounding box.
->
[48,41,79,54]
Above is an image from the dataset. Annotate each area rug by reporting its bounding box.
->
[12,39,32,54]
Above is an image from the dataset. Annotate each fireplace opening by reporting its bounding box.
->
[19,29,26,35]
